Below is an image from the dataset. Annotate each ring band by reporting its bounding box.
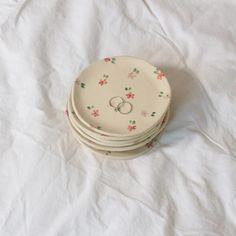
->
[117,101,133,114]
[109,96,124,108]
[109,96,133,115]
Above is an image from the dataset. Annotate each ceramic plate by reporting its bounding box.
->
[68,109,169,152]
[66,106,170,160]
[68,90,168,146]
[72,56,171,137]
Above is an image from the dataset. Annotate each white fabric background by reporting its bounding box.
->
[0,0,236,235]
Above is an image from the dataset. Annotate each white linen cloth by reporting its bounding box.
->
[0,0,236,235]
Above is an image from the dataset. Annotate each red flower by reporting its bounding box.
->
[99,79,107,86]
[91,109,99,117]
[126,92,135,99]
[157,71,165,80]
[128,125,136,132]
[145,141,153,148]
[104,58,111,62]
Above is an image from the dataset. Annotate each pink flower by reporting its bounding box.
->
[141,110,148,117]
[157,71,165,80]
[128,125,136,132]
[126,92,135,99]
[91,109,99,117]
[104,58,111,62]
[99,79,107,86]
[75,79,80,85]
[128,72,136,79]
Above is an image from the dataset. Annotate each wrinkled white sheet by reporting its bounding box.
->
[0,0,236,235]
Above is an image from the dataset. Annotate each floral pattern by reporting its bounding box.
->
[99,74,109,86]
[99,79,107,86]
[104,57,116,64]
[154,69,165,80]
[141,110,156,117]
[145,141,154,148]
[157,71,165,80]
[125,87,135,99]
[141,110,149,117]
[145,137,157,149]
[128,68,140,79]
[72,59,170,139]
[75,79,86,88]
[126,92,135,99]
[91,109,99,117]
[128,120,136,132]
[87,105,100,117]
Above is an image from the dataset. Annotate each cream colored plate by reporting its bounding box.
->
[68,108,169,152]
[66,107,170,160]
[69,89,167,142]
[68,91,167,147]
[72,56,171,137]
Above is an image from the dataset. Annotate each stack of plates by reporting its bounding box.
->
[66,56,171,160]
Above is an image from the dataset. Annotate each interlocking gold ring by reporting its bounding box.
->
[109,96,133,115]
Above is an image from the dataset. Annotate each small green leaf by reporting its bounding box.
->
[160,91,164,94]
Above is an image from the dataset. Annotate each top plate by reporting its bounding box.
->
[72,56,171,136]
